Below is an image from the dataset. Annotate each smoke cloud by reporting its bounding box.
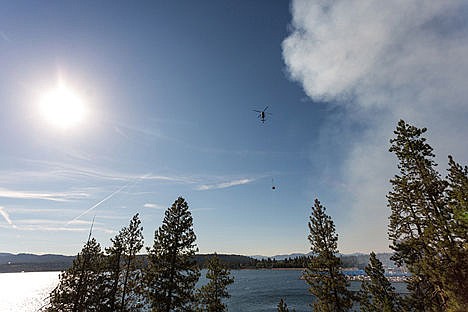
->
[283,0,468,252]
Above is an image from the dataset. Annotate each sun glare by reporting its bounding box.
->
[39,84,86,129]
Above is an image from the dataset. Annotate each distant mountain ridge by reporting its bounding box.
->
[0,253,75,273]
[0,252,257,273]
[0,253,74,264]
[0,251,399,273]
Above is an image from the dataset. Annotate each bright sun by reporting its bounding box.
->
[39,83,86,129]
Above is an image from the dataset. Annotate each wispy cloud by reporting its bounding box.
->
[283,0,468,252]
[143,203,165,209]
[0,216,113,233]
[0,187,88,202]
[0,206,16,228]
[63,219,103,226]
[0,223,114,234]
[197,178,254,191]
[3,160,197,185]
[93,214,130,221]
[2,161,262,194]
[7,207,76,214]
[113,123,166,141]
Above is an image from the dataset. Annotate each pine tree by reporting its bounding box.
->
[105,213,145,311]
[277,298,293,312]
[303,199,352,312]
[45,237,107,311]
[444,156,468,311]
[387,120,467,311]
[196,254,234,312]
[106,232,124,312]
[447,156,468,231]
[144,197,200,312]
[359,252,400,312]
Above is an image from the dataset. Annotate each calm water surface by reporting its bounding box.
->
[0,270,407,312]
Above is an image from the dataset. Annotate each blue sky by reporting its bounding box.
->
[1,1,468,256]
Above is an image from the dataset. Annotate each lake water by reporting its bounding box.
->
[0,271,60,312]
[0,270,407,312]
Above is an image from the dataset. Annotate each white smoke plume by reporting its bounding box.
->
[283,0,468,252]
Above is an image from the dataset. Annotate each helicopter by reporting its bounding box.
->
[253,106,272,123]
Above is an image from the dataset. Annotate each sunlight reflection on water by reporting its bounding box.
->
[0,272,60,312]
[0,270,407,311]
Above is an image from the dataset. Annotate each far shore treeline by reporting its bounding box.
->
[0,253,256,273]
[23,120,468,311]
[0,251,397,273]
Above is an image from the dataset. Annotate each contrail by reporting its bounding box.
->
[0,206,17,229]
[67,173,150,225]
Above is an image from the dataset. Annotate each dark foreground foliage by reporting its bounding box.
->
[388,120,468,311]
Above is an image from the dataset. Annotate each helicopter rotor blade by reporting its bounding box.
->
[263,106,269,112]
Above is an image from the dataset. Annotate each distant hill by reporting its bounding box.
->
[0,251,402,273]
[0,252,257,273]
[251,252,313,261]
[0,253,74,273]
[195,254,257,269]
[0,253,74,264]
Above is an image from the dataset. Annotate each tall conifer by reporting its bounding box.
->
[447,156,468,230]
[304,199,352,312]
[388,120,467,311]
[196,254,234,312]
[144,197,200,312]
[444,156,468,310]
[105,213,144,311]
[45,237,107,312]
[359,252,400,312]
[277,298,292,312]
